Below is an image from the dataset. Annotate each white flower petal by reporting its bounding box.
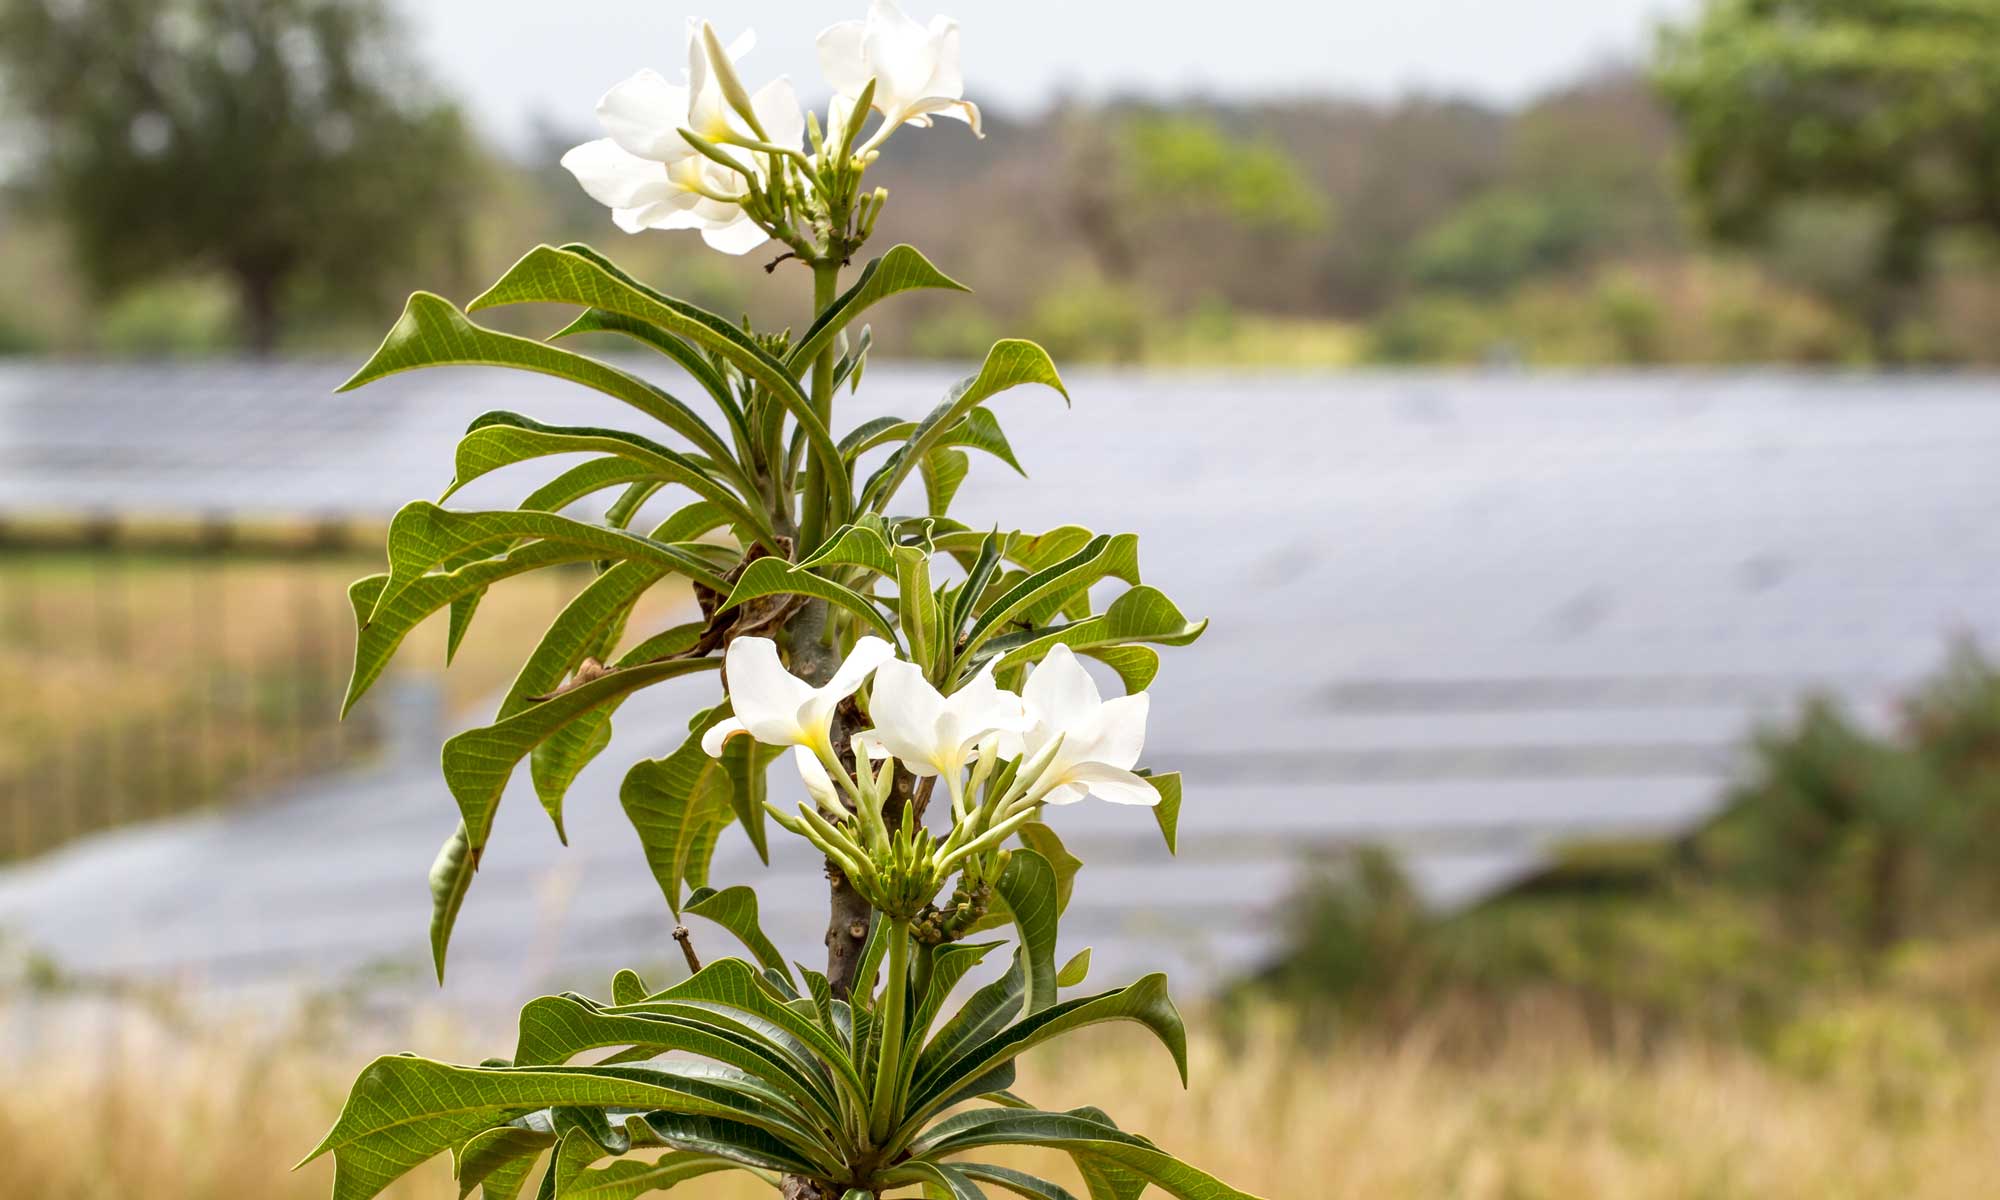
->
[724,636,816,743]
[816,19,871,96]
[906,94,980,134]
[944,664,1029,749]
[1039,781,1091,806]
[751,76,807,154]
[922,16,965,98]
[866,659,947,772]
[798,635,898,740]
[560,138,674,210]
[1066,762,1160,806]
[827,636,899,702]
[615,199,707,233]
[1081,692,1149,770]
[863,0,939,107]
[1023,645,1100,746]
[700,716,747,757]
[794,745,840,810]
[596,69,693,161]
[700,215,772,255]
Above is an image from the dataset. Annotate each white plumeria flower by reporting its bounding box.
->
[866,659,1025,779]
[560,19,804,254]
[1016,645,1157,806]
[817,1,981,153]
[701,635,897,759]
[794,747,842,812]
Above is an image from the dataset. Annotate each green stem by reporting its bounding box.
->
[800,258,842,553]
[867,916,912,1145]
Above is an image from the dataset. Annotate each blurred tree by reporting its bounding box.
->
[1407,189,1606,296]
[1061,108,1329,295]
[1656,0,2000,357]
[0,0,480,354]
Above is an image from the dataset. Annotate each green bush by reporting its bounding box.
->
[1246,643,2000,1046]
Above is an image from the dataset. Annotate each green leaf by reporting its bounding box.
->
[444,412,769,549]
[883,1160,988,1200]
[373,501,734,622]
[428,821,478,985]
[424,485,719,686]
[622,1111,817,1177]
[990,849,1060,1018]
[917,953,1024,1080]
[862,340,1067,511]
[443,657,721,851]
[907,941,1006,1053]
[957,534,1141,671]
[554,1150,741,1199]
[956,1164,1082,1200]
[1016,823,1083,916]
[1081,646,1160,695]
[338,292,738,470]
[721,730,780,867]
[304,1058,822,1200]
[851,915,890,1011]
[518,456,672,519]
[685,886,792,982]
[839,414,912,461]
[468,244,847,518]
[949,408,1027,476]
[523,615,705,825]
[1145,773,1182,855]
[720,557,900,644]
[637,958,868,1107]
[610,970,649,1006]
[1055,948,1092,990]
[546,307,746,445]
[895,544,941,673]
[621,709,751,915]
[793,519,897,577]
[509,994,839,1135]
[494,529,688,728]
[455,1124,556,1200]
[912,1110,1263,1200]
[906,975,1187,1130]
[784,245,969,371]
[983,587,1207,677]
[346,543,593,717]
[931,526,1095,570]
[919,447,970,518]
[946,532,1006,642]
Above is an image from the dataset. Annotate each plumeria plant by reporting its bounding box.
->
[305,5,1247,1199]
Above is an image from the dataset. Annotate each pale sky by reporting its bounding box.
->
[399,1,1703,145]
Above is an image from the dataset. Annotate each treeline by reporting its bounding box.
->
[5,0,1999,364]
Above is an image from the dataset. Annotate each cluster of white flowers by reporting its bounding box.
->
[561,0,979,255]
[700,635,1153,912]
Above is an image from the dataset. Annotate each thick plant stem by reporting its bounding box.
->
[868,917,913,1145]
[782,259,865,1200]
[785,254,873,1001]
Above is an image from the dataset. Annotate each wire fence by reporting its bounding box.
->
[0,551,379,862]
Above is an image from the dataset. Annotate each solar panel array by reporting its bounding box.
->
[3,361,1998,1000]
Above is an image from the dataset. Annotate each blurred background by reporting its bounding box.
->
[4,1,2000,1197]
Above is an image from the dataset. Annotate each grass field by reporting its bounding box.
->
[6,984,1996,1200]
[0,551,695,858]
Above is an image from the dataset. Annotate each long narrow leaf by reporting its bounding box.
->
[339,292,739,471]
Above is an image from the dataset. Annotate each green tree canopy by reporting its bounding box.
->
[1656,0,2000,348]
[0,0,481,353]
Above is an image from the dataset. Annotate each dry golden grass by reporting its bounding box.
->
[0,555,695,856]
[6,992,1998,1200]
